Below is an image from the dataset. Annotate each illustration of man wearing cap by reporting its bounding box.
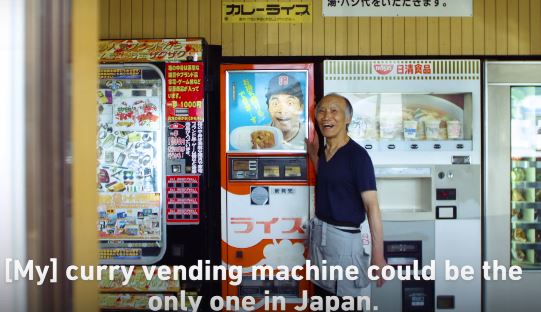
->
[265,73,306,150]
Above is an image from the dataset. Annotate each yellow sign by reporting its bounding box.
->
[223,1,312,23]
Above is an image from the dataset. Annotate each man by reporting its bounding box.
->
[308,93,386,308]
[265,74,306,150]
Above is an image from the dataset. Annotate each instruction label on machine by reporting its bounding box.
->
[165,62,204,122]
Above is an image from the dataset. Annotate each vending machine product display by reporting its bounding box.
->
[220,64,315,310]
[97,39,220,310]
[485,62,541,312]
[324,60,482,312]
[97,63,166,263]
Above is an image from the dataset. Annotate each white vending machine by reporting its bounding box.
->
[485,61,541,312]
[324,60,482,312]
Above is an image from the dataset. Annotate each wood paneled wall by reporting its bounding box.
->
[99,0,541,56]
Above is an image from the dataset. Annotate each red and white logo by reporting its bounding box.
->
[278,75,289,86]
[168,123,185,129]
[374,64,394,75]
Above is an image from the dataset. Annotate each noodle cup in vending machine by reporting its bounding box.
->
[220,64,315,310]
[324,60,482,312]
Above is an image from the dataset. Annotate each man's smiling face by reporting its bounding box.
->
[316,95,351,139]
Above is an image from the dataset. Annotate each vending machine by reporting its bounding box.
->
[485,61,541,312]
[97,39,221,310]
[324,60,482,312]
[220,64,315,310]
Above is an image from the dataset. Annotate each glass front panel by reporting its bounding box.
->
[97,64,164,263]
[510,86,541,269]
[341,92,473,151]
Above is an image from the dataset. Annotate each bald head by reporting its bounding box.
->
[316,93,353,120]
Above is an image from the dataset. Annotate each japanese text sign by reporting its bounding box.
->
[323,0,472,17]
[223,1,312,23]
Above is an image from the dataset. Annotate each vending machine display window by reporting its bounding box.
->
[510,86,541,269]
[97,64,166,264]
[342,92,473,147]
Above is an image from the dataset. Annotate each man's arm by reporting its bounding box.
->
[306,136,319,173]
[362,190,386,287]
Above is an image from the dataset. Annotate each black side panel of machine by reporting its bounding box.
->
[158,44,222,311]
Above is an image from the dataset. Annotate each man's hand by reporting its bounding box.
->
[371,255,387,287]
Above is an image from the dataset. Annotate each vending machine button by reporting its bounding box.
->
[434,144,441,149]
[456,144,464,149]
[410,144,418,150]
[387,144,396,149]
[365,144,373,149]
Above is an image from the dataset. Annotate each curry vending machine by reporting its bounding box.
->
[324,60,482,312]
[96,39,221,310]
[220,64,315,310]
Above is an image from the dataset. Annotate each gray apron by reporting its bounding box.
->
[308,217,371,296]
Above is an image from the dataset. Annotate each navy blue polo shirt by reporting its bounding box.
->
[315,139,377,227]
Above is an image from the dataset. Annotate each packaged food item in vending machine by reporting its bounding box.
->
[511,167,526,182]
[446,120,462,139]
[512,189,526,201]
[512,247,526,262]
[512,227,528,242]
[403,120,418,140]
[379,116,402,140]
[425,119,442,140]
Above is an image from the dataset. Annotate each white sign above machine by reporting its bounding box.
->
[322,0,472,17]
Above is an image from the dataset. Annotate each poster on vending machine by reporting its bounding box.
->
[226,70,308,152]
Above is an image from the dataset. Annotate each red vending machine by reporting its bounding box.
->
[220,64,315,310]
[97,39,221,310]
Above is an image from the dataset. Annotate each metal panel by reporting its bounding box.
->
[484,61,541,312]
[435,220,481,312]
